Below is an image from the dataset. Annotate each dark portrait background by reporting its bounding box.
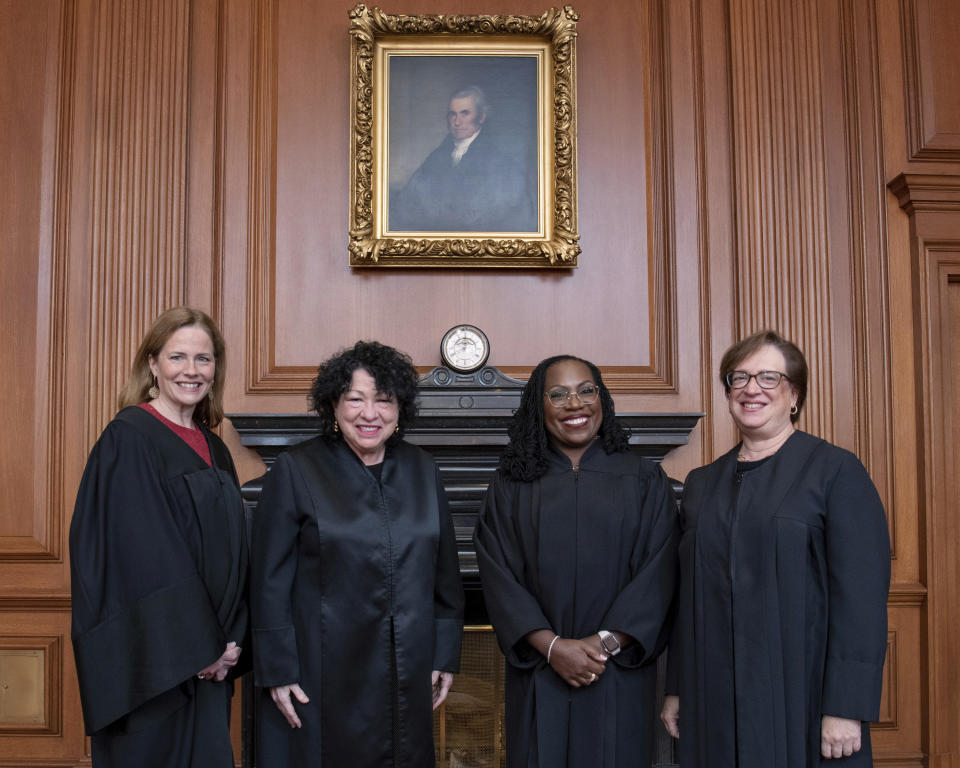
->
[387,55,540,233]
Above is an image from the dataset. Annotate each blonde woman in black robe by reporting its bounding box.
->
[474,355,679,767]
[70,307,247,767]
[661,330,890,766]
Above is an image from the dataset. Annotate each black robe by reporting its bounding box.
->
[473,443,680,768]
[250,438,464,768]
[389,130,537,232]
[666,430,890,767]
[70,406,248,767]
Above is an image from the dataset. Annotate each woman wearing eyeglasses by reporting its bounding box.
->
[474,355,679,768]
[660,330,890,767]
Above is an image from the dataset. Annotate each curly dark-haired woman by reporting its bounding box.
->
[474,355,679,767]
[251,341,464,767]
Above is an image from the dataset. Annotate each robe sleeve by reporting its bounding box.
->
[69,420,225,734]
[599,462,680,668]
[250,452,310,688]
[432,469,465,672]
[820,452,891,721]
[474,473,554,668]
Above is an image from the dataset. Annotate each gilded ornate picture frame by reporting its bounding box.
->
[348,5,580,268]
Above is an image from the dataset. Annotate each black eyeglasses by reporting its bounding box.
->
[725,370,791,389]
[545,383,600,407]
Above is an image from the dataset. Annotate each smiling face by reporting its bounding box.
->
[542,359,603,465]
[726,344,798,441]
[148,325,215,422]
[333,368,399,465]
[447,95,485,140]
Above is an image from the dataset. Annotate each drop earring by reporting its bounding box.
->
[148,376,160,400]
[333,420,339,433]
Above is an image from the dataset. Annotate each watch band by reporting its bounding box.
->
[598,629,621,656]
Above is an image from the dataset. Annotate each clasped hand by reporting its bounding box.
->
[548,636,608,688]
[196,641,241,683]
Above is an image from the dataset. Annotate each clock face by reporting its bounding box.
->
[441,325,490,373]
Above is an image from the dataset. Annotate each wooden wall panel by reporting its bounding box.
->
[0,0,70,563]
[901,0,960,160]
[85,0,190,441]
[232,0,681,405]
[0,609,84,766]
[727,0,838,441]
[890,174,960,767]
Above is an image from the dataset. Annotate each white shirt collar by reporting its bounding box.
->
[451,129,481,165]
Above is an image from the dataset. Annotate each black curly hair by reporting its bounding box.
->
[309,341,420,445]
[499,355,630,481]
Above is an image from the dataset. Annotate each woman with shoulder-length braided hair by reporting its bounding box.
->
[474,354,679,767]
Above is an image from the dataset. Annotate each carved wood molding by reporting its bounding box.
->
[913,246,960,760]
[245,0,280,394]
[888,173,960,214]
[899,0,960,161]
[85,0,191,442]
[0,1,75,561]
[728,0,835,442]
[838,0,897,557]
[874,630,899,729]
[0,636,61,735]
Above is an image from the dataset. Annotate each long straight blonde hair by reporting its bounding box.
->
[117,307,227,428]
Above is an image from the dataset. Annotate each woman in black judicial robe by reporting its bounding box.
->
[660,330,891,767]
[250,341,464,768]
[474,355,680,768]
[70,307,248,768]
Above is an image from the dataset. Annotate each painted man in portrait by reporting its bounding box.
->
[390,86,537,233]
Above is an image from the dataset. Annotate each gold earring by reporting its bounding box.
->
[395,424,400,434]
[148,376,160,399]
[333,420,339,433]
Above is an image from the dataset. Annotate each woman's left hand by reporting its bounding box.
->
[196,641,242,682]
[432,670,453,709]
[821,715,862,758]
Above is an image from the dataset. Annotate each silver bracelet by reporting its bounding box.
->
[546,634,560,664]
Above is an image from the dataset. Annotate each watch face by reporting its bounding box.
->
[441,325,490,373]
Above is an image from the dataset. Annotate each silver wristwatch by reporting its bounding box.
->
[598,630,621,656]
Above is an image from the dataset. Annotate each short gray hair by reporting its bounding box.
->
[450,85,489,118]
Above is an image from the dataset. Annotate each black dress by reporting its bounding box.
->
[70,406,248,767]
[250,437,464,768]
[667,430,890,767]
[474,442,679,768]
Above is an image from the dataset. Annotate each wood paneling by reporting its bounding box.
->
[728,0,837,441]
[238,0,680,397]
[85,0,190,440]
[889,173,960,767]
[901,0,960,160]
[0,638,60,733]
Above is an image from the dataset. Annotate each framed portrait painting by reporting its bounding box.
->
[348,5,580,268]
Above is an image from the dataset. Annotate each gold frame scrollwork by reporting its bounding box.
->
[348,4,580,267]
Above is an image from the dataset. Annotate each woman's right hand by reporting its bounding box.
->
[270,683,310,728]
[661,695,680,738]
[548,637,607,687]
